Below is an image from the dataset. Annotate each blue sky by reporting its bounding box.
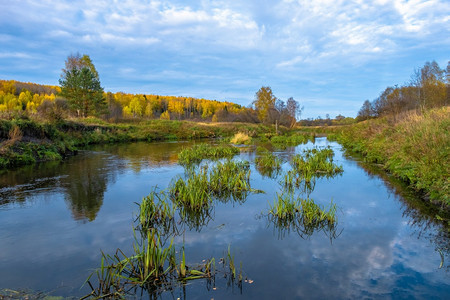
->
[0,0,449,119]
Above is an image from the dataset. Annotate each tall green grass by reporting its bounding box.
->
[279,147,342,196]
[170,166,213,212]
[209,160,254,202]
[327,107,449,208]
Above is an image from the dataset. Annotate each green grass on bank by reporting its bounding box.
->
[0,118,273,168]
[326,107,449,208]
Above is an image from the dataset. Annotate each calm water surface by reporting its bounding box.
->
[0,138,448,299]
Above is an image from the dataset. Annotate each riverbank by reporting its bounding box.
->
[0,118,274,169]
[326,107,449,211]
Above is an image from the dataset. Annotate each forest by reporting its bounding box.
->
[0,79,254,122]
[0,54,314,129]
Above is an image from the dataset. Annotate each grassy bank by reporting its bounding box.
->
[0,118,272,169]
[327,107,449,209]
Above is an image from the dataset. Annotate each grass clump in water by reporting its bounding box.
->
[280,170,317,196]
[170,166,212,212]
[85,227,243,299]
[279,147,341,195]
[270,133,314,149]
[255,150,282,178]
[84,229,219,299]
[209,160,256,202]
[170,160,259,207]
[138,190,177,235]
[268,192,338,239]
[178,143,240,166]
[291,147,343,179]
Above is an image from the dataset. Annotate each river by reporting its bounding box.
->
[0,138,448,299]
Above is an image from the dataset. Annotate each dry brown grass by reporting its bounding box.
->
[0,126,23,152]
[230,132,251,144]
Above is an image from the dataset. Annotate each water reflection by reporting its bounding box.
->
[265,211,341,240]
[0,139,449,299]
[0,142,188,222]
[63,154,112,221]
[346,152,450,270]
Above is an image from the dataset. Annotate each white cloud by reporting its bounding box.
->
[99,33,159,45]
[272,0,450,69]
[159,6,210,25]
[0,0,449,118]
[0,52,32,59]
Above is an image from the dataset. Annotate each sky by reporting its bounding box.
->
[0,0,449,119]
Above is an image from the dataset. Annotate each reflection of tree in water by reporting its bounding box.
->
[352,155,450,270]
[63,154,113,222]
[0,151,120,222]
[0,142,188,222]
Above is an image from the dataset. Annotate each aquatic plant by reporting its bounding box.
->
[178,143,240,166]
[267,192,338,239]
[291,147,343,179]
[209,160,255,202]
[300,198,337,228]
[255,146,269,154]
[268,192,302,221]
[84,228,216,298]
[170,160,259,208]
[170,165,212,210]
[84,229,242,299]
[270,133,314,149]
[255,151,282,178]
[138,190,177,235]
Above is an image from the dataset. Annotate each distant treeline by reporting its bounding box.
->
[0,79,259,123]
[357,60,449,120]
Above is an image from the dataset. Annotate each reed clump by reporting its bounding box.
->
[178,143,240,166]
[280,170,316,196]
[209,160,255,201]
[279,147,342,195]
